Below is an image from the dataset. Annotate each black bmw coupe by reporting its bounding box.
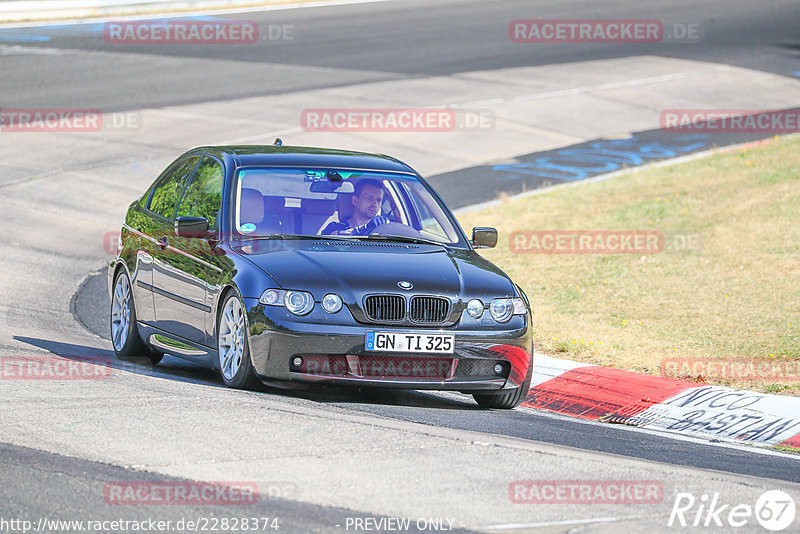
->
[109,144,533,408]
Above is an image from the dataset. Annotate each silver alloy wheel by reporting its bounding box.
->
[111,273,131,351]
[218,296,245,380]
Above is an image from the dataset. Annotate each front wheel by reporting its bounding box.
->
[472,359,533,409]
[217,292,261,389]
[110,270,163,365]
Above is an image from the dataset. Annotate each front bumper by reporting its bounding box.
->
[245,299,533,391]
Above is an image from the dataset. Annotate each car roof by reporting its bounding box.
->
[188,145,418,175]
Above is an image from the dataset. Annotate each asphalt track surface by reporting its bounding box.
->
[1,442,481,534]
[0,0,799,111]
[3,0,800,532]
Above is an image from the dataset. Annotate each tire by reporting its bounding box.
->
[472,357,534,409]
[148,349,165,365]
[216,291,261,390]
[110,269,163,365]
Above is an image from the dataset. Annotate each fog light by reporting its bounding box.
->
[291,356,303,368]
[494,363,504,375]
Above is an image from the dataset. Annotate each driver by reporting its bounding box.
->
[321,178,390,236]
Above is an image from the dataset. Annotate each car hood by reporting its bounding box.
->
[231,239,515,300]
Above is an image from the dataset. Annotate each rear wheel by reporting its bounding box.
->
[472,358,533,409]
[110,270,163,365]
[217,291,261,390]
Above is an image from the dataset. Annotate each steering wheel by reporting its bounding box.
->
[368,220,426,238]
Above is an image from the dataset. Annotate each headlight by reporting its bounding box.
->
[489,297,526,322]
[260,289,316,315]
[284,290,315,316]
[489,298,514,322]
[321,293,343,313]
[466,299,484,318]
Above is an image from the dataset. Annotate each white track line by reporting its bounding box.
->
[484,516,629,530]
[0,0,396,29]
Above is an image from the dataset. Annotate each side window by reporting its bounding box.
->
[176,157,224,230]
[148,156,201,220]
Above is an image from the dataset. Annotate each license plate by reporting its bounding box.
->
[365,331,455,354]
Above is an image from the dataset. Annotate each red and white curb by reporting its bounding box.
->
[523,354,800,449]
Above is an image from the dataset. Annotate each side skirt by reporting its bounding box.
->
[137,322,218,369]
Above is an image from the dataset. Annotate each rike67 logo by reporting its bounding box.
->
[668,490,796,531]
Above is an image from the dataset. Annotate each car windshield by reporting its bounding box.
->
[234,168,463,245]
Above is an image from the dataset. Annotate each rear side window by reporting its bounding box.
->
[148,156,201,219]
[176,157,224,229]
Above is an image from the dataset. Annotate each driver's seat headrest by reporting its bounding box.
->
[240,188,264,224]
[336,192,354,222]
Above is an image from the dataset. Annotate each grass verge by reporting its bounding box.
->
[457,136,800,394]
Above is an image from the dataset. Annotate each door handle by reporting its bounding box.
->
[157,237,168,250]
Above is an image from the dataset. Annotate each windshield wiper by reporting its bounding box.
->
[363,233,449,247]
[242,234,351,241]
[239,233,448,247]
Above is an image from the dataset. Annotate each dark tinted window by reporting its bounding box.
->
[176,157,224,229]
[148,156,201,219]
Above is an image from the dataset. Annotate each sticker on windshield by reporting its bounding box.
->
[240,223,256,234]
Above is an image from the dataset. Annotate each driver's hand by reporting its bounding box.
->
[352,215,391,236]
[372,215,391,227]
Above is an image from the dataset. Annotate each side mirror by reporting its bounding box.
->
[174,216,209,238]
[472,227,498,249]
